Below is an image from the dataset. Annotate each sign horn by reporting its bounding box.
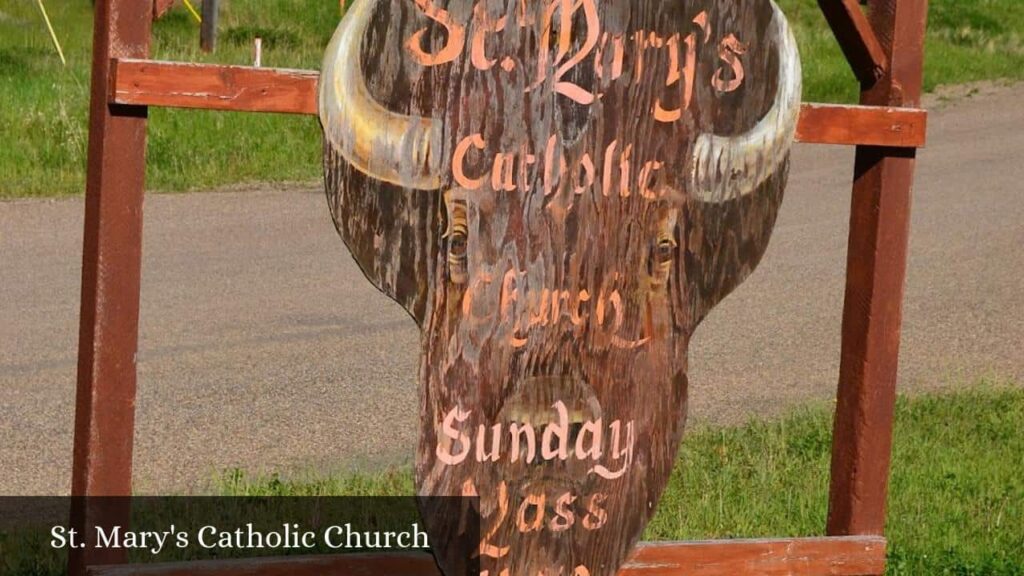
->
[320,0,444,191]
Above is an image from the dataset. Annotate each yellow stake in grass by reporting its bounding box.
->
[183,0,203,24]
[35,0,66,66]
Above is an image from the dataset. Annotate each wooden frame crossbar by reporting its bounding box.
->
[87,537,887,576]
[108,58,928,148]
[70,1,930,575]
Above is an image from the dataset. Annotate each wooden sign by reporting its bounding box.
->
[319,1,801,574]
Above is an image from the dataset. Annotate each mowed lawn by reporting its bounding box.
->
[220,386,1024,576]
[2,0,1024,198]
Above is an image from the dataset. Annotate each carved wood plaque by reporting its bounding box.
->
[320,1,801,574]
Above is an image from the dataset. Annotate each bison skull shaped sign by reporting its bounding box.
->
[320,0,800,574]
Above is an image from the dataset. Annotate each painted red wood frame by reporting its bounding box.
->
[72,0,929,575]
[87,537,886,576]
[817,0,889,85]
[107,59,928,148]
[71,1,151,576]
[153,0,175,20]
[827,0,929,537]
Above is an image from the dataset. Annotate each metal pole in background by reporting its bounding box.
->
[201,0,219,53]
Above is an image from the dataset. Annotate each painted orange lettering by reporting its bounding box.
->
[552,0,601,105]
[480,481,511,558]
[517,493,546,533]
[582,493,608,530]
[653,34,683,123]
[492,153,517,192]
[453,134,486,190]
[550,493,577,532]
[713,34,748,93]
[471,3,508,71]
[406,0,466,66]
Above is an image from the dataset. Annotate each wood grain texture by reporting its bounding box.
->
[87,537,886,576]
[109,60,926,148]
[320,1,801,575]
[797,103,926,147]
[817,0,889,84]
[71,0,152,575]
[153,0,175,20]
[110,60,320,115]
[827,0,928,538]
[66,0,929,573]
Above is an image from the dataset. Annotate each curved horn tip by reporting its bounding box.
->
[689,0,803,204]
[319,0,444,191]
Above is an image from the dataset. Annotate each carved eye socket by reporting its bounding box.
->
[650,233,677,285]
[445,200,469,284]
[449,224,469,261]
[655,236,677,265]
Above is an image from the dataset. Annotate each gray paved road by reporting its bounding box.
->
[2,86,1022,495]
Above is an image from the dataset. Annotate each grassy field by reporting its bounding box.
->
[1,0,1023,198]
[219,386,1024,576]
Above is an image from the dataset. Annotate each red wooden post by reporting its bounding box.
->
[817,0,889,85]
[69,0,151,574]
[153,0,175,20]
[828,0,929,536]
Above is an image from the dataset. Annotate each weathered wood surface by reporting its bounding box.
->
[621,537,886,575]
[110,60,320,115]
[320,1,802,575]
[87,536,886,576]
[109,59,927,147]
[71,0,152,575]
[795,103,925,147]
[67,0,930,573]
[817,0,888,84]
[153,0,176,20]
[827,0,928,538]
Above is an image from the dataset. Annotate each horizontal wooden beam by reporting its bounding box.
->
[88,536,886,576]
[624,536,886,575]
[110,59,320,115]
[817,0,889,85]
[796,102,927,148]
[109,59,926,148]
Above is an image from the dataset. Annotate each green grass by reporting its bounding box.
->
[0,1,335,198]
[2,0,1024,198]
[220,386,1024,576]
